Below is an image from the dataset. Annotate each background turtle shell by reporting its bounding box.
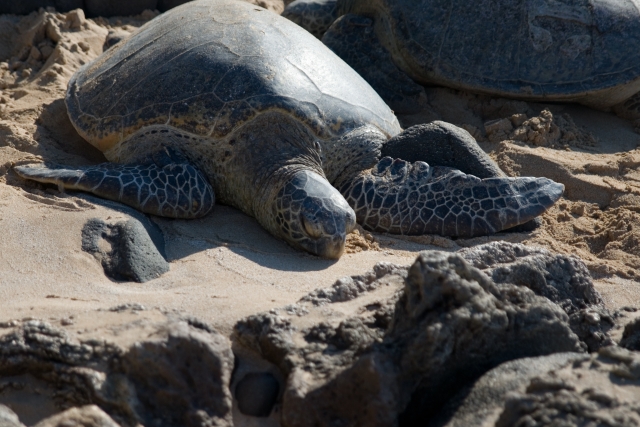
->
[66,0,400,153]
[343,0,640,107]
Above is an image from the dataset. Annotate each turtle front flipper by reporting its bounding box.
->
[337,157,563,237]
[14,150,215,219]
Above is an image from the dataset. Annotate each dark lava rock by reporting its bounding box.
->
[121,319,234,427]
[234,249,584,427]
[235,372,280,417]
[82,217,169,282]
[0,319,234,427]
[432,353,588,427]
[494,346,640,427]
[459,241,615,351]
[381,121,506,179]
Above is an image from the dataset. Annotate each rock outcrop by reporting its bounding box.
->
[234,246,588,427]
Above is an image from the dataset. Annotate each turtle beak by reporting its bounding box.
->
[273,170,356,259]
[300,205,356,259]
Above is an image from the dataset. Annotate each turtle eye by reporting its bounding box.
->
[314,141,322,152]
[302,211,322,239]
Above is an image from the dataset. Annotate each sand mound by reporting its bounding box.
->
[484,109,598,150]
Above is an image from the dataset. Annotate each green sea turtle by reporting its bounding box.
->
[14,0,563,259]
[284,0,640,120]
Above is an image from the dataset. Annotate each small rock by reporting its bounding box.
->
[77,41,90,52]
[103,29,130,50]
[509,113,528,127]
[29,46,42,61]
[40,45,54,60]
[65,8,85,29]
[45,20,62,43]
[81,217,169,283]
[235,372,280,417]
[108,303,146,312]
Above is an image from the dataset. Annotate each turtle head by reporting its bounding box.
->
[271,170,356,259]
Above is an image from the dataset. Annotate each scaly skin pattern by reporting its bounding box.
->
[339,157,564,237]
[14,160,215,219]
[274,170,356,258]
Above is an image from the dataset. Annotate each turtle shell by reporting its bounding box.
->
[66,0,401,153]
[343,0,640,106]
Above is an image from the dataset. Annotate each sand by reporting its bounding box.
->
[0,2,638,369]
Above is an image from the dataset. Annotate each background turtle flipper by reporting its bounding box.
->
[283,0,338,39]
[322,14,430,120]
[14,160,215,219]
[338,157,563,237]
[381,121,507,179]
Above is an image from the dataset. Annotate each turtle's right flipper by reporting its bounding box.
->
[14,161,215,219]
[323,14,429,119]
[338,157,563,237]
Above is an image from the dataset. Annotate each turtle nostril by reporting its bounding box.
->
[302,213,322,239]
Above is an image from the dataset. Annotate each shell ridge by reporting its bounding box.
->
[103,39,232,118]
[81,16,211,112]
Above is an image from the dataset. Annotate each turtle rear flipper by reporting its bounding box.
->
[338,157,563,237]
[14,158,215,219]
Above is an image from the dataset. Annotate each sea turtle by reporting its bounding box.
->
[284,0,640,120]
[14,0,563,259]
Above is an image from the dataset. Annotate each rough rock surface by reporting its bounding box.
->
[234,248,585,427]
[433,353,588,427]
[459,241,615,351]
[121,319,234,427]
[81,217,169,282]
[0,319,234,427]
[33,405,120,427]
[495,346,640,426]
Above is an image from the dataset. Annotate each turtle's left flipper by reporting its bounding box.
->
[338,157,563,237]
[14,159,215,219]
